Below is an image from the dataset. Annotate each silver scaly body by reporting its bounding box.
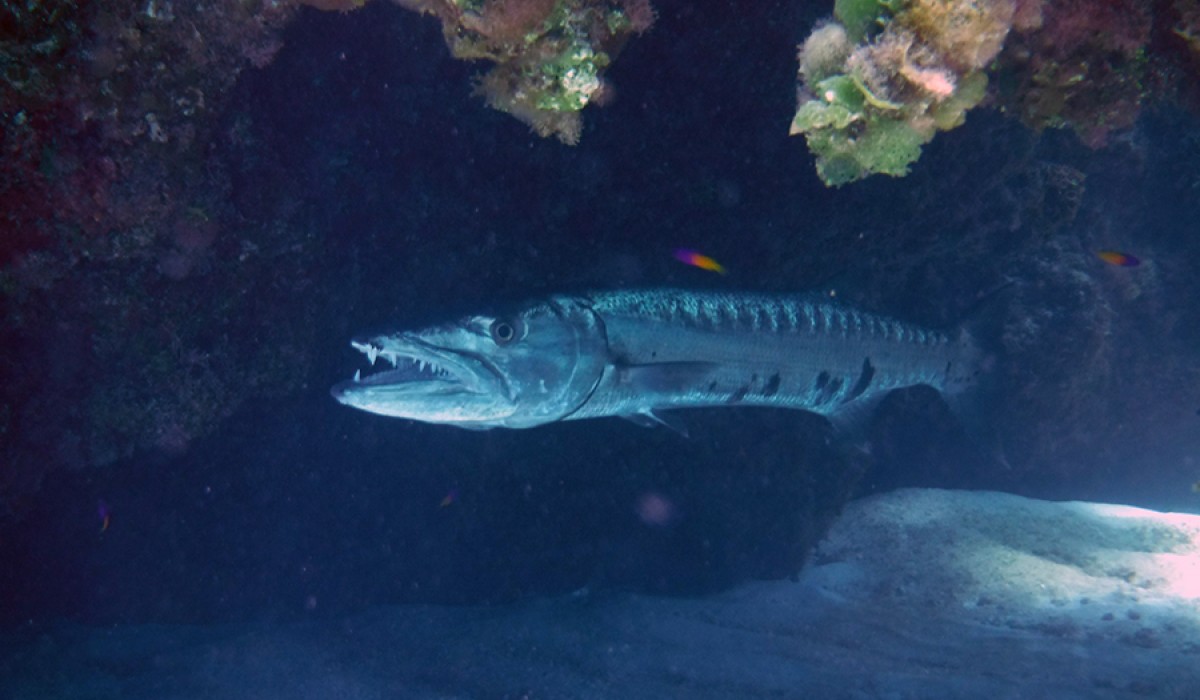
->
[331,289,980,430]
[570,290,979,423]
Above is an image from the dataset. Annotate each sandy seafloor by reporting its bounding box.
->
[3,488,1199,699]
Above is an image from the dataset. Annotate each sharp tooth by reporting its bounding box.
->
[354,369,361,382]
[387,353,397,367]
[367,346,378,366]
[419,359,426,372]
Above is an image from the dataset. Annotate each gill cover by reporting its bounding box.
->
[475,295,611,427]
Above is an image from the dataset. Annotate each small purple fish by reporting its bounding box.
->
[673,249,727,275]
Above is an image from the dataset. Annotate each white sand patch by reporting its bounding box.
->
[4,489,1199,699]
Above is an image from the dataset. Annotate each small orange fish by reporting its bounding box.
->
[98,499,111,533]
[439,489,458,508]
[673,249,727,275]
[1096,250,1140,267]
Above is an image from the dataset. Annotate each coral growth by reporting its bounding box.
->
[794,0,1200,183]
[392,0,654,144]
[791,0,1014,186]
[799,22,853,86]
[996,0,1153,147]
[904,0,1014,72]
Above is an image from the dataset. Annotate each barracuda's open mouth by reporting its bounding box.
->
[335,337,507,399]
[330,332,520,423]
[349,340,460,389]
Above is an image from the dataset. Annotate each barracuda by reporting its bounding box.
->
[330,289,982,431]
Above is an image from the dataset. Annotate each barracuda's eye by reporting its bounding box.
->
[490,318,523,345]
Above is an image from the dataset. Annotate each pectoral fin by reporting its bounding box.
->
[617,361,721,394]
[620,409,690,437]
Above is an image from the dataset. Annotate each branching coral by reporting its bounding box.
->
[791,0,1014,186]
[394,0,654,144]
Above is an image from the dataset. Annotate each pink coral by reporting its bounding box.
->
[902,63,957,98]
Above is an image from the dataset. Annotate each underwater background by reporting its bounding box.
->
[2,0,1200,696]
